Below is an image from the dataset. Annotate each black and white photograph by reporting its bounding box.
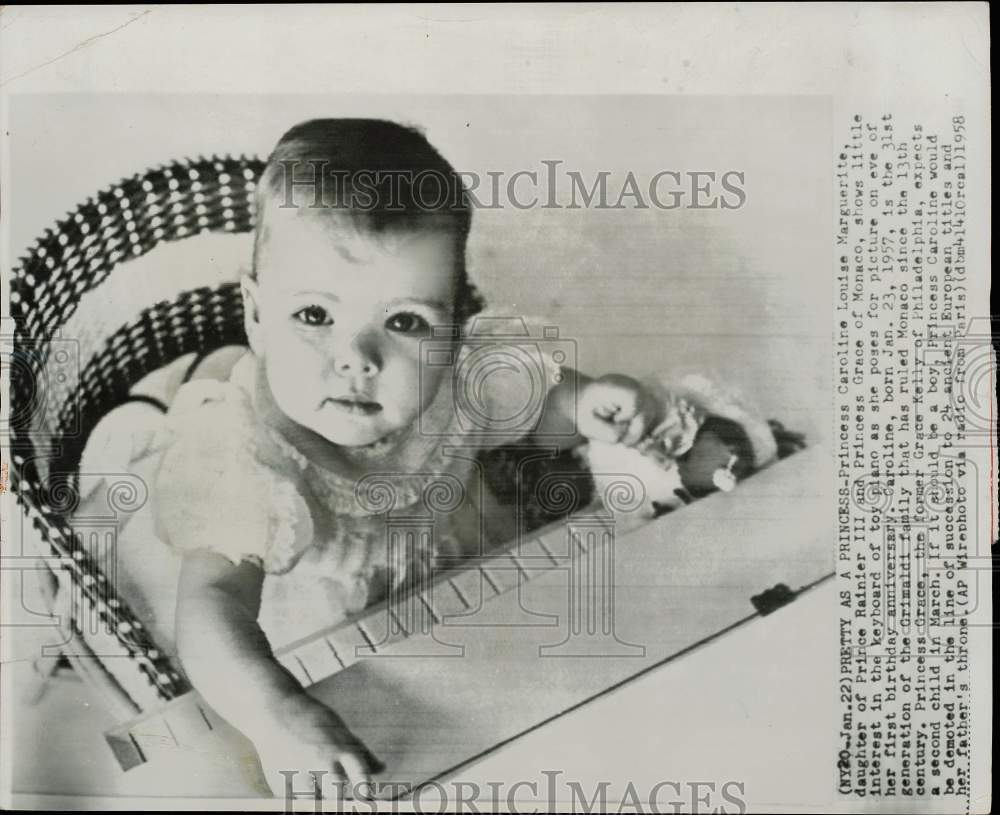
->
[0,5,992,813]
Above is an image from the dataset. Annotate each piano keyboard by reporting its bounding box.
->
[104,512,603,770]
[105,445,833,796]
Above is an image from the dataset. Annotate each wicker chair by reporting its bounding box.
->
[8,155,268,716]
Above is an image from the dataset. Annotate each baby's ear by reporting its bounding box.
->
[240,274,263,355]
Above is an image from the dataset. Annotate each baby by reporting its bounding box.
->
[137,119,778,795]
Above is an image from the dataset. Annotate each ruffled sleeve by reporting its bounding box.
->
[151,380,314,575]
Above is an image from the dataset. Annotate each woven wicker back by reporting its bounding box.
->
[8,155,265,705]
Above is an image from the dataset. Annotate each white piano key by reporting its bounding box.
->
[276,652,312,686]
[505,551,533,581]
[164,695,216,745]
[446,566,490,612]
[426,575,472,618]
[358,601,412,651]
[534,522,576,561]
[130,714,178,759]
[290,634,344,684]
[480,558,521,594]
[325,622,378,668]
[478,566,505,596]
[414,590,442,625]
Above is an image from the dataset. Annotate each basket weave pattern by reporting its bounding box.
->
[9,155,266,706]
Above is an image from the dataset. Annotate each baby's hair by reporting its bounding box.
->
[253,118,485,323]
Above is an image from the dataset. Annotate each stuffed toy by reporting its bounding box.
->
[581,372,802,519]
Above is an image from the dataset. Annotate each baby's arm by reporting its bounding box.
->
[534,367,670,449]
[176,549,380,795]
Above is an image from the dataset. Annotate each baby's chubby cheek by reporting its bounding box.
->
[410,360,450,415]
[353,356,449,431]
[264,363,324,430]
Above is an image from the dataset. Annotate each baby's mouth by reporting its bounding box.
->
[324,396,383,417]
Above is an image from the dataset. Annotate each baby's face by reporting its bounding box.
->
[246,212,457,447]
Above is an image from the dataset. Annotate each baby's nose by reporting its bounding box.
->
[335,357,378,377]
[332,342,381,378]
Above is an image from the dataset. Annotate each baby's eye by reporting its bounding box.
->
[293,305,333,327]
[385,312,430,335]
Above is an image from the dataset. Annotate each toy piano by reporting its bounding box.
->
[103,443,832,796]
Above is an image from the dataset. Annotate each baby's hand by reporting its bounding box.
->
[577,374,662,447]
[254,692,383,800]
